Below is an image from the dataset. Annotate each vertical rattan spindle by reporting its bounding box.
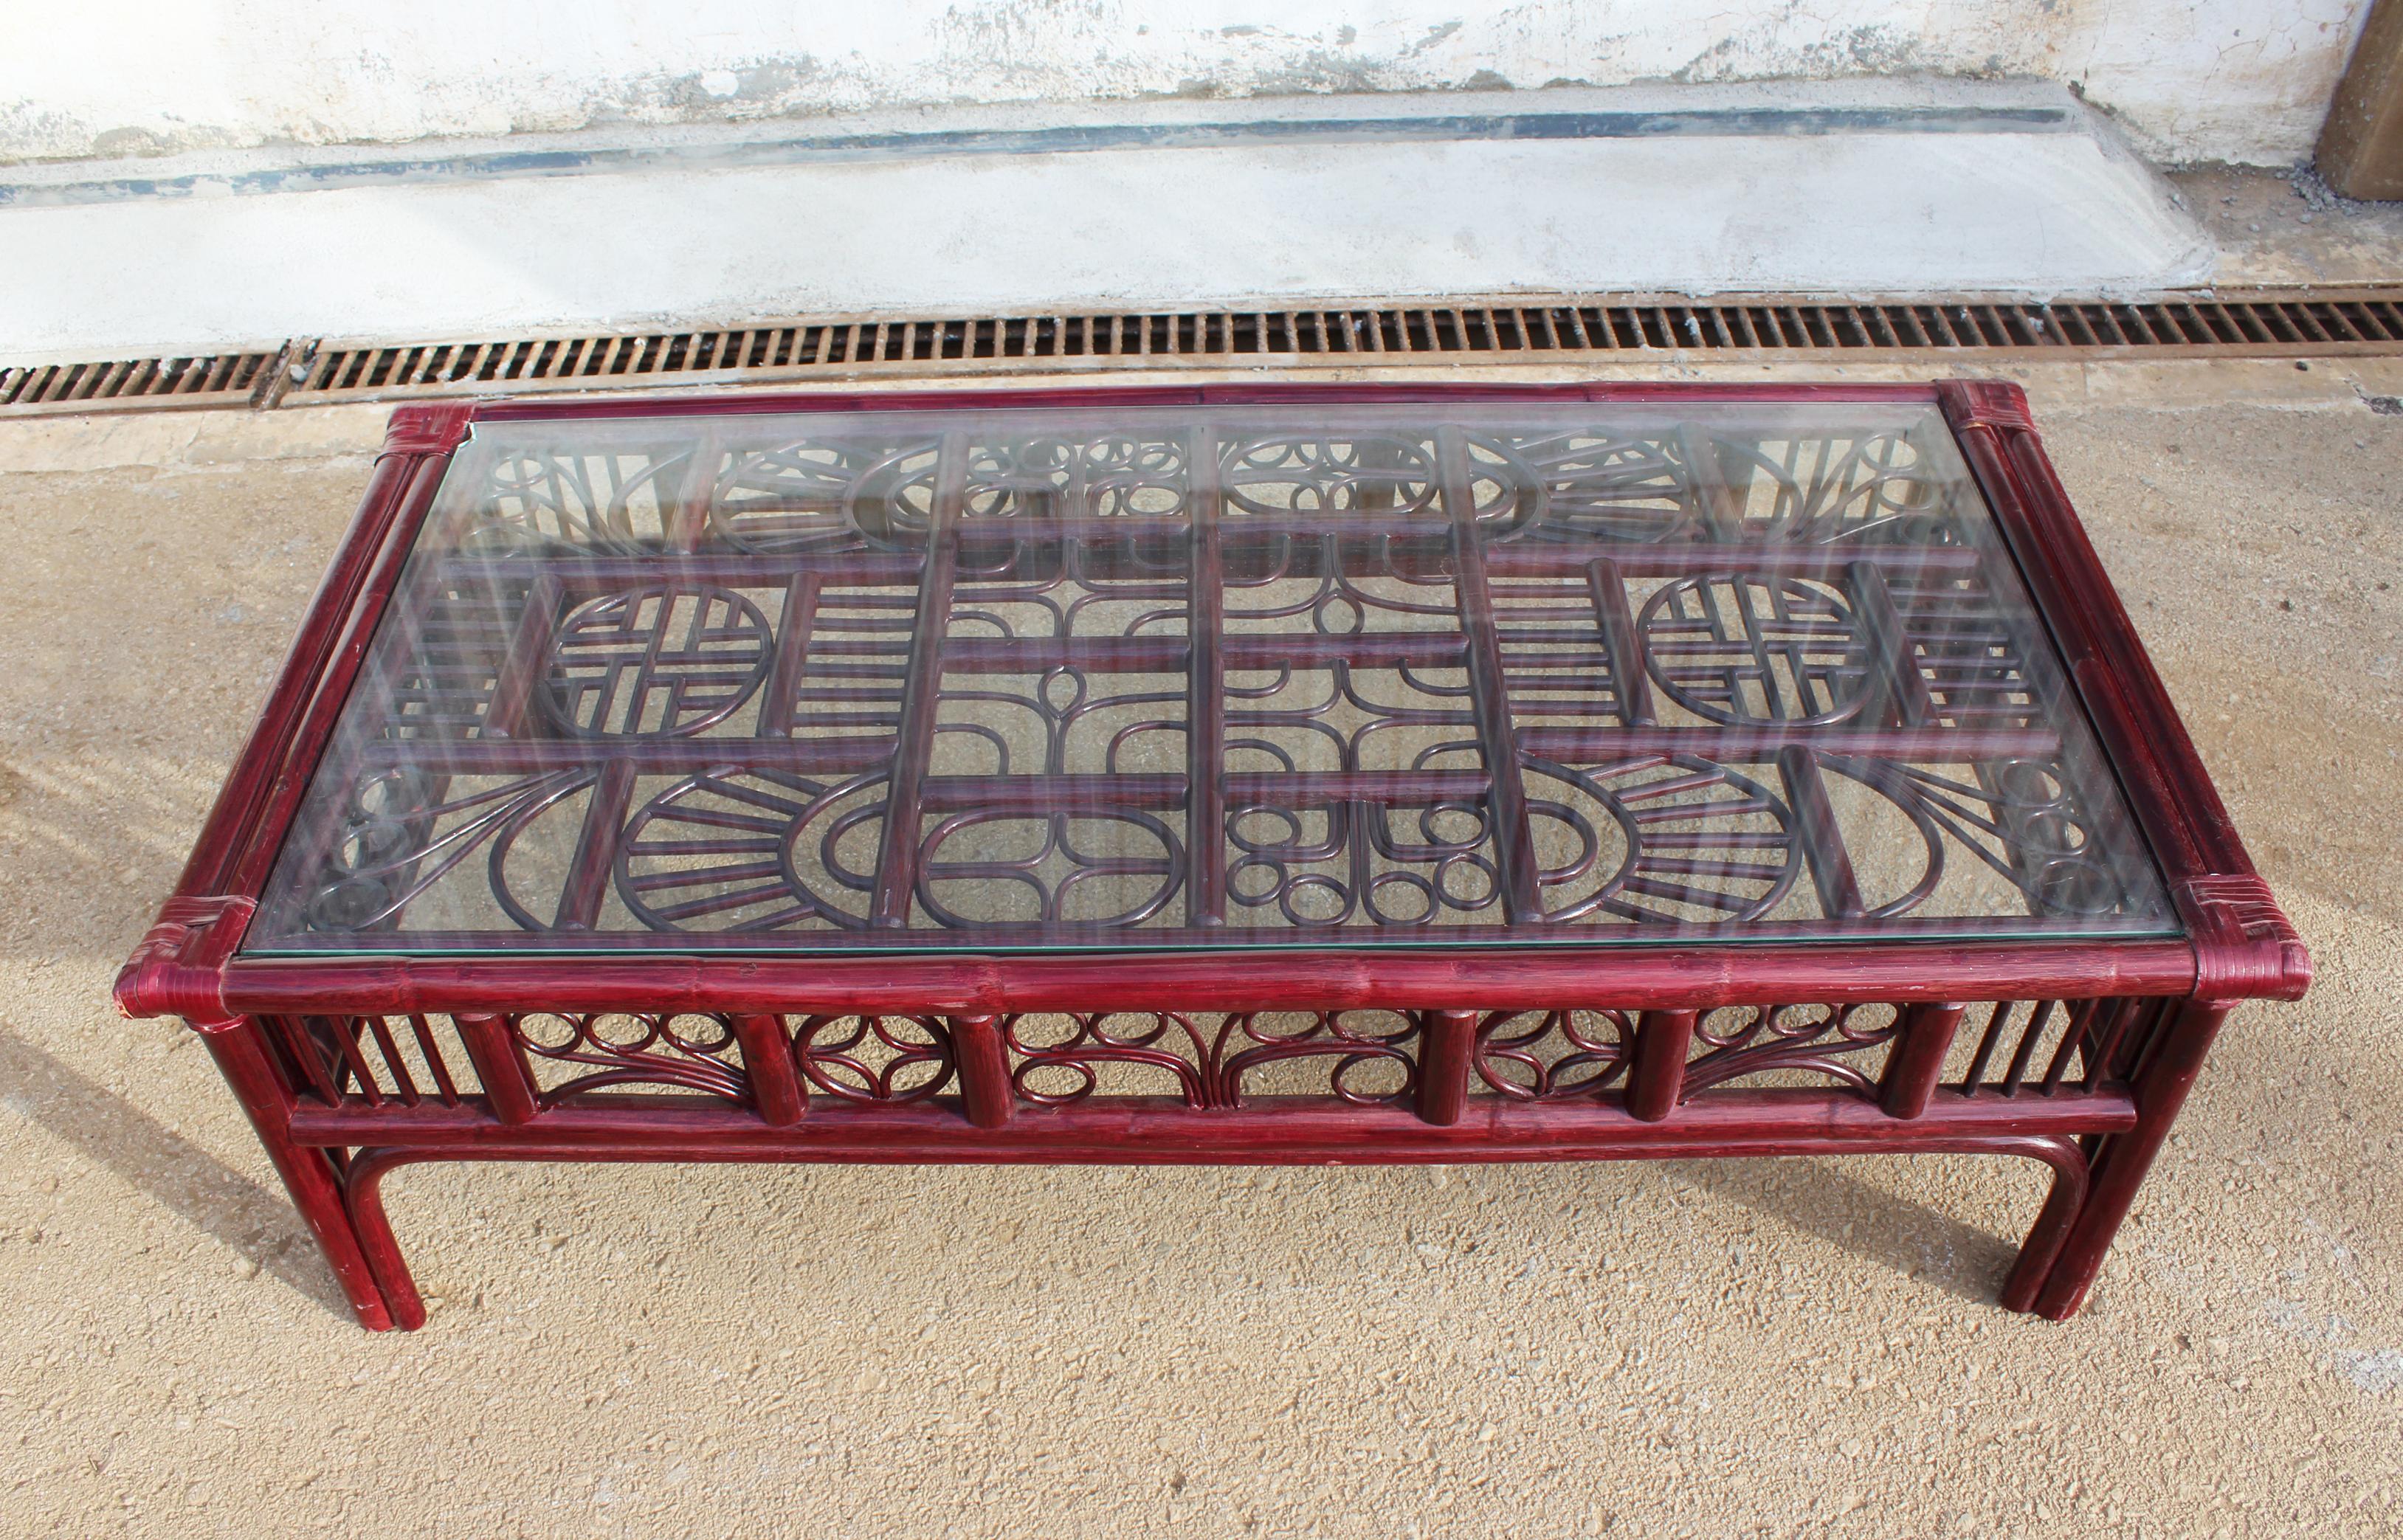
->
[1416,1010,1478,1126]
[733,1014,807,1126]
[1880,1003,1968,1119]
[952,1015,1015,1129]
[454,1012,540,1125]
[1626,1009,1698,1122]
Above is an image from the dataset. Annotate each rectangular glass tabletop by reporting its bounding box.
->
[248,398,2174,955]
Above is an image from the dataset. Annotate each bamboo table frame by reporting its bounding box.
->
[116,380,2309,1331]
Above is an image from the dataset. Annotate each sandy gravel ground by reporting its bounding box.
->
[0,358,2396,1538]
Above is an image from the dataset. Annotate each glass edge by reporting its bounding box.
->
[238,920,2188,963]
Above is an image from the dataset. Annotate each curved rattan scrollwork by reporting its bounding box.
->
[1482,429,1700,545]
[942,537,1192,644]
[1639,576,1869,725]
[466,446,697,553]
[917,805,1185,928]
[1222,1010,1420,1105]
[1523,755,1802,923]
[1224,796,1498,928]
[1222,432,1438,517]
[302,766,593,933]
[616,771,886,931]
[1216,616,1502,928]
[1221,636,1473,757]
[1005,1012,1219,1107]
[1473,1009,1637,1099]
[694,426,1956,553]
[1220,529,1462,638]
[1213,750,1803,932]
[509,1011,748,1102]
[998,1010,1418,1107]
[1681,1002,1903,1096]
[709,435,944,552]
[1820,755,2129,918]
[1470,1004,1644,1100]
[793,1015,956,1102]
[1705,429,1953,545]
[931,663,1188,778]
[540,584,772,738]
[617,770,1187,933]
[967,433,1190,519]
[711,432,1194,555]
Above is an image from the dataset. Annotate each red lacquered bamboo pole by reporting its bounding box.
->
[1849,560,1937,727]
[340,1151,427,1330]
[1626,1009,1698,1122]
[2028,998,2230,1318]
[914,772,1468,813]
[951,1015,1014,1129]
[870,430,968,928]
[663,427,724,552]
[1415,1010,1476,1126]
[289,1085,2137,1156]
[1778,746,1864,919]
[444,540,1985,595]
[221,437,466,899]
[1995,1136,2090,1313]
[444,551,923,589]
[358,728,2064,780]
[553,759,636,929]
[1677,423,1745,539]
[1437,426,1542,924]
[165,446,424,902]
[219,937,2202,1018]
[1186,421,1227,927]
[480,575,565,739]
[1879,1002,1968,1119]
[757,573,821,736]
[364,629,1481,691]
[732,1014,806,1126]
[197,1018,396,1330]
[1516,725,2058,762]
[454,1013,540,1125]
[1587,557,1654,725]
[358,736,891,776]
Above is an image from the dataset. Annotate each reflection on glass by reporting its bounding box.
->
[250,402,2173,955]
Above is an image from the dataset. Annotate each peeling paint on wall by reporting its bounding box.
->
[0,1,2373,168]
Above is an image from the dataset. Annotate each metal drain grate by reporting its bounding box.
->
[7,289,2402,418]
[0,348,286,416]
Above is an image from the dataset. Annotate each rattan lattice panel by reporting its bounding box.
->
[249,393,2171,955]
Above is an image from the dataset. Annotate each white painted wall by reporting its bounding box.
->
[0,84,2216,356]
[0,1,2371,170]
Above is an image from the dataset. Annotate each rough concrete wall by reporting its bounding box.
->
[0,1,2371,168]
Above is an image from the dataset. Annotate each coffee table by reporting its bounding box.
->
[115,381,2308,1331]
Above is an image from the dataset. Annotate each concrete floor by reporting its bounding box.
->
[2170,165,2403,287]
[0,357,2397,1536]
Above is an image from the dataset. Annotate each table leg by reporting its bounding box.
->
[1995,1136,2094,1313]
[2027,998,2230,1319]
[343,1150,430,1331]
[1415,1010,1476,1126]
[198,1018,399,1331]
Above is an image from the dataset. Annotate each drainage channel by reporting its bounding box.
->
[7,288,2403,419]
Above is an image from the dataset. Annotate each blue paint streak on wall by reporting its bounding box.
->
[0,107,2069,210]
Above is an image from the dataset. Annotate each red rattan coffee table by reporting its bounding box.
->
[116,381,2307,1331]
